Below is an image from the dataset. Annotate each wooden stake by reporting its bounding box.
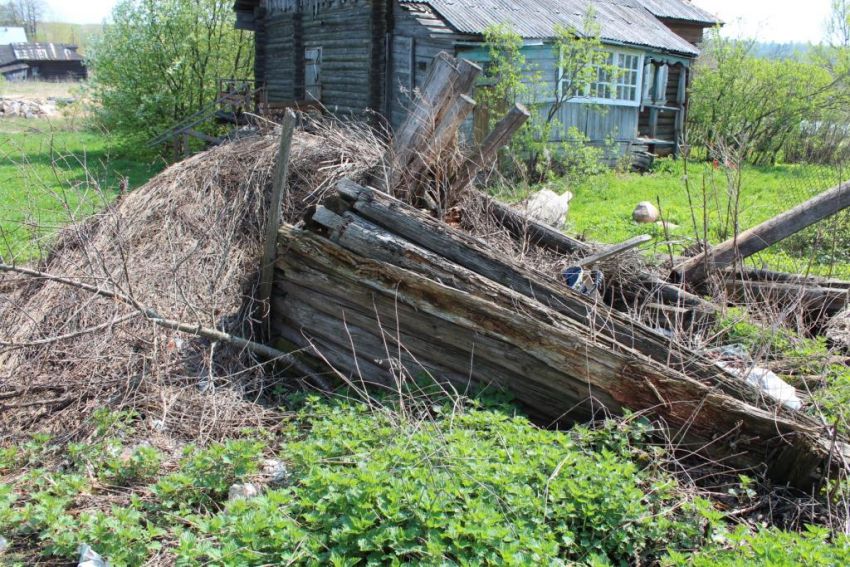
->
[673,181,850,284]
[451,103,530,192]
[258,109,297,315]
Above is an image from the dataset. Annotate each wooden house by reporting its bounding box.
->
[234,0,720,155]
[0,43,87,81]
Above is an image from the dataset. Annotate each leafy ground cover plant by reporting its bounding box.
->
[1,396,716,566]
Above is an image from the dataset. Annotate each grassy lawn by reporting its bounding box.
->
[502,159,850,278]
[0,80,81,99]
[0,116,163,262]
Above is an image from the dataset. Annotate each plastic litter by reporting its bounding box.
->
[717,361,803,411]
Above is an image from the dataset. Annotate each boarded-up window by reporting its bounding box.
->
[305,48,322,102]
[641,62,670,106]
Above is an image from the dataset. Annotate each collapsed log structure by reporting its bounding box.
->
[271,180,846,489]
[260,51,849,489]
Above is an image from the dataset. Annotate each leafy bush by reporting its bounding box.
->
[688,32,850,165]
[87,0,254,148]
[480,18,613,182]
[0,402,713,565]
[176,400,707,565]
[151,439,265,511]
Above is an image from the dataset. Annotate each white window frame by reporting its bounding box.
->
[561,47,644,108]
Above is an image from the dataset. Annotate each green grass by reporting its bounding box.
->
[0,80,82,99]
[0,116,163,261]
[504,159,850,278]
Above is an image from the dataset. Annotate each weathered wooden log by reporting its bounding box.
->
[478,193,715,316]
[731,266,850,290]
[258,109,297,319]
[272,222,847,489]
[722,277,849,322]
[332,180,742,398]
[409,94,476,211]
[826,306,850,352]
[384,53,481,196]
[573,235,652,268]
[450,103,531,193]
[673,181,850,285]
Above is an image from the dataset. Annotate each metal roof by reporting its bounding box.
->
[0,27,27,44]
[406,0,700,55]
[636,0,721,25]
[10,43,83,62]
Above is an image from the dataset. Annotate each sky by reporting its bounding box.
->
[692,0,834,43]
[41,0,836,44]
[44,0,115,25]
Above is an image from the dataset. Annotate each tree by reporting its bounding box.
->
[828,0,850,47]
[687,31,850,165]
[481,13,615,181]
[87,0,254,148]
[0,0,45,38]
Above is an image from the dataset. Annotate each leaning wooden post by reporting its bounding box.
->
[673,181,850,285]
[383,54,481,196]
[258,109,297,318]
[451,103,530,192]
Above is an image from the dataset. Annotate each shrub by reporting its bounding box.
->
[86,0,254,148]
[667,525,850,566]
[688,32,850,165]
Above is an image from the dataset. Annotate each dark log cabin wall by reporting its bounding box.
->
[248,0,394,119]
[660,20,710,46]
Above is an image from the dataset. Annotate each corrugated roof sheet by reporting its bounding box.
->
[0,27,27,44]
[406,0,700,55]
[10,43,83,62]
[636,0,721,25]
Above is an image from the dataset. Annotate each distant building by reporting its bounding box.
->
[0,27,27,44]
[0,43,87,82]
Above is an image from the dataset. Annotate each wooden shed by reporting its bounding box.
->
[234,0,720,155]
[0,43,87,81]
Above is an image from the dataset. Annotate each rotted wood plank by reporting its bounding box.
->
[258,109,297,320]
[332,180,724,384]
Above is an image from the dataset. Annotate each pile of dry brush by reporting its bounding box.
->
[0,116,385,441]
[0,106,610,444]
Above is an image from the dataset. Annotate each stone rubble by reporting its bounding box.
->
[0,96,65,118]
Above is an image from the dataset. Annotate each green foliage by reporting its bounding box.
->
[0,403,712,565]
[481,15,613,182]
[176,400,706,565]
[667,525,850,566]
[151,439,265,511]
[87,0,254,148]
[688,31,850,165]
